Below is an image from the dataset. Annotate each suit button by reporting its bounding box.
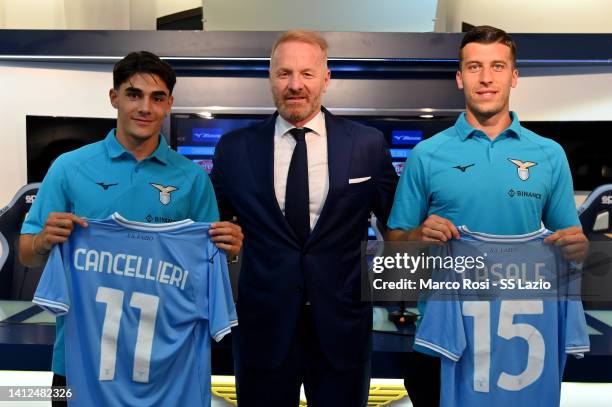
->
[296,286,302,294]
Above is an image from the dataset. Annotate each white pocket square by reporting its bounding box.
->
[348,176,371,184]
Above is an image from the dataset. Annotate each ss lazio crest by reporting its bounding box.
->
[150,183,178,205]
[508,158,537,181]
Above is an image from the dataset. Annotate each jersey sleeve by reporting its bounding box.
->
[560,258,590,357]
[387,146,429,230]
[189,169,220,223]
[564,299,590,358]
[542,143,580,230]
[413,267,467,362]
[32,244,70,316]
[21,156,70,234]
[204,243,238,342]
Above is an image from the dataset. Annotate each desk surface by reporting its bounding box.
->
[2,301,611,349]
[1,301,611,379]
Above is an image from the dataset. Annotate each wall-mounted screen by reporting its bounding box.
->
[170,114,612,191]
[170,113,455,176]
[26,116,115,183]
[521,121,612,191]
[171,114,265,173]
[28,115,612,192]
[349,117,455,176]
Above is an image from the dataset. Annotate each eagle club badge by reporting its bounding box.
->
[508,158,537,181]
[150,183,178,205]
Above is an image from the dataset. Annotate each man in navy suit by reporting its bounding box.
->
[211,30,398,406]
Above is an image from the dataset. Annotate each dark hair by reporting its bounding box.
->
[113,51,176,94]
[459,25,517,67]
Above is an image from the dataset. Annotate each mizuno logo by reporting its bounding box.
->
[453,163,475,172]
[96,182,118,190]
[150,183,178,205]
[391,130,423,146]
[508,158,537,181]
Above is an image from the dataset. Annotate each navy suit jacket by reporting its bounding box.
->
[211,108,398,369]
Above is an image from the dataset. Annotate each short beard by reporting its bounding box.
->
[281,107,311,123]
[275,98,317,125]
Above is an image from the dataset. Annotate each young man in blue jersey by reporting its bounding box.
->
[18,51,243,406]
[386,26,588,406]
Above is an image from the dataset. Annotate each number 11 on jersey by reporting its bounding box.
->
[96,287,160,383]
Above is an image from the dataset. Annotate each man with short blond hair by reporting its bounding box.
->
[212,29,398,406]
[270,29,329,58]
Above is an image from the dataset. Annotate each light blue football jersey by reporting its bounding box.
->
[33,213,237,406]
[414,227,590,407]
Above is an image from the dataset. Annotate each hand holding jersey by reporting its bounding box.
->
[387,214,460,243]
[209,221,244,257]
[23,213,242,266]
[20,212,88,266]
[392,214,589,262]
[544,225,589,262]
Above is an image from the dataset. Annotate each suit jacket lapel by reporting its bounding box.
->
[307,107,353,246]
[247,113,300,244]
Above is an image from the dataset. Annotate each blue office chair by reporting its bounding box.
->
[577,184,612,308]
[578,184,612,240]
[0,183,42,300]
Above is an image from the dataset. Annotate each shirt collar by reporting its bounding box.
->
[275,110,326,137]
[455,111,522,141]
[104,129,169,164]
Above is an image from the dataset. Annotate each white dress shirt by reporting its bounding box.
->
[274,111,329,231]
